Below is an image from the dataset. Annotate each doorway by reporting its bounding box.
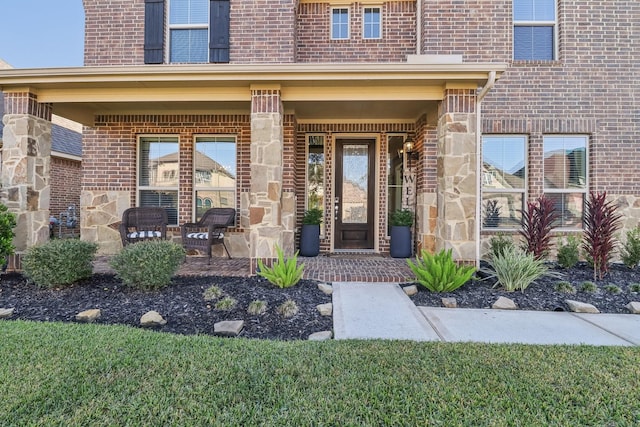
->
[334,139,376,250]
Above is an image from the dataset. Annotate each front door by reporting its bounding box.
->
[334,139,376,250]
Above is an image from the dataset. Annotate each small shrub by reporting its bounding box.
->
[302,208,323,225]
[556,235,580,269]
[215,296,237,311]
[519,195,558,260]
[554,281,576,294]
[22,239,98,288]
[247,300,268,315]
[604,284,621,294]
[203,285,222,301]
[407,249,475,292]
[487,233,515,260]
[630,283,640,293]
[110,240,186,290]
[277,299,299,318]
[257,245,304,288]
[619,226,640,269]
[580,281,598,293]
[390,209,414,227]
[583,191,622,280]
[0,204,17,262]
[484,246,561,292]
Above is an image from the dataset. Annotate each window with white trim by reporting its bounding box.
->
[138,136,180,225]
[169,0,209,63]
[513,0,556,60]
[194,136,236,221]
[543,135,587,228]
[363,7,381,39]
[481,136,527,229]
[331,8,350,40]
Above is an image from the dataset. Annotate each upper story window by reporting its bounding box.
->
[513,0,557,60]
[363,7,381,39]
[331,8,350,40]
[169,0,209,63]
[144,0,230,64]
[481,136,527,229]
[543,135,588,229]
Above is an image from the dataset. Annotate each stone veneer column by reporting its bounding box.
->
[1,92,52,251]
[436,89,477,262]
[249,87,288,267]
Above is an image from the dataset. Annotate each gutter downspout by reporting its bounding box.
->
[475,71,496,268]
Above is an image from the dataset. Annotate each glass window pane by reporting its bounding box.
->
[139,137,179,187]
[139,190,179,225]
[514,0,555,21]
[170,29,208,63]
[170,0,208,25]
[482,136,526,190]
[482,192,524,229]
[307,136,325,210]
[195,190,234,220]
[514,26,554,60]
[342,145,368,224]
[194,136,236,220]
[545,193,584,228]
[544,136,587,190]
[364,8,380,39]
[332,9,349,39]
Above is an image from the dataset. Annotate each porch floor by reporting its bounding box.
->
[93,254,415,283]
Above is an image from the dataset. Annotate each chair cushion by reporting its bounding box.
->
[186,232,224,240]
[128,231,162,239]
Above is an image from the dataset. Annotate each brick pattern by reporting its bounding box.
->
[421,0,511,62]
[3,92,51,120]
[50,157,81,222]
[84,114,251,228]
[83,0,146,66]
[296,2,416,62]
[250,90,283,114]
[230,0,296,63]
[482,1,640,195]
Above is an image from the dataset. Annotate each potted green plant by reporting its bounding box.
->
[390,209,414,258]
[299,208,323,257]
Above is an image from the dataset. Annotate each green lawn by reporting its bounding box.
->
[1,321,639,426]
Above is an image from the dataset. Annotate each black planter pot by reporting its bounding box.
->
[390,225,412,258]
[299,224,320,257]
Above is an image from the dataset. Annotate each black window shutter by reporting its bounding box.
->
[144,0,165,64]
[210,0,230,63]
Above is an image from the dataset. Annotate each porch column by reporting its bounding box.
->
[249,86,288,268]
[1,92,52,252]
[436,89,477,263]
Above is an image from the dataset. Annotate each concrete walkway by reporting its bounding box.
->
[332,282,640,346]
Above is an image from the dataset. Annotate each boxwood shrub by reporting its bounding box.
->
[22,239,98,288]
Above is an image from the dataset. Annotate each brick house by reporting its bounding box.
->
[0,1,638,270]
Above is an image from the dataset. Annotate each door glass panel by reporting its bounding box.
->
[341,145,368,224]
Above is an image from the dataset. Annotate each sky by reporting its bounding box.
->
[0,1,84,68]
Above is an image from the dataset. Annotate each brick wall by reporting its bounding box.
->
[230,0,296,63]
[296,2,416,62]
[482,0,640,196]
[421,0,511,62]
[83,0,146,66]
[83,115,251,228]
[50,157,81,218]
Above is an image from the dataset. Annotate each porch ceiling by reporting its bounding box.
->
[0,63,506,125]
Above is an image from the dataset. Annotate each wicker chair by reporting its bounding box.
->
[181,208,235,262]
[119,207,169,246]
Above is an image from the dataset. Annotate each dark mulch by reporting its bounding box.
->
[410,262,640,314]
[0,273,332,341]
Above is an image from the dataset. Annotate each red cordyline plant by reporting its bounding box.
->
[519,195,558,260]
[583,191,622,281]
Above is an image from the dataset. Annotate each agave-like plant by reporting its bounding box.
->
[407,249,475,292]
[483,246,562,292]
[257,245,304,288]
